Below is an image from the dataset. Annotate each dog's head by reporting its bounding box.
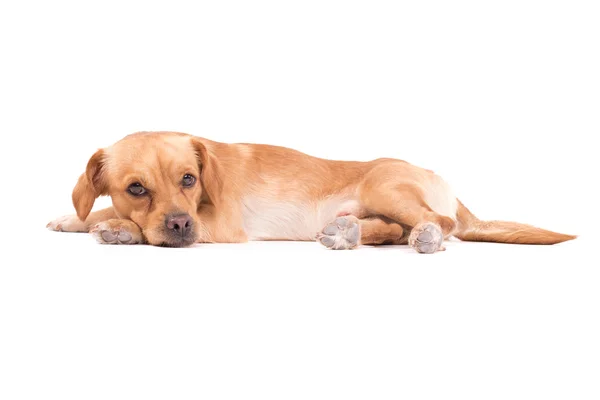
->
[72,132,221,247]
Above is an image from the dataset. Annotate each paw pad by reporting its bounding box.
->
[317,216,361,250]
[409,222,444,254]
[91,223,139,245]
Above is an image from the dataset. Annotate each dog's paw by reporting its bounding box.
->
[90,219,143,245]
[409,222,444,254]
[47,214,87,232]
[317,216,361,250]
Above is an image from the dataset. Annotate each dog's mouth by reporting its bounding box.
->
[146,228,198,248]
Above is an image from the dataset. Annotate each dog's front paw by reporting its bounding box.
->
[47,214,87,232]
[317,216,361,250]
[90,219,143,245]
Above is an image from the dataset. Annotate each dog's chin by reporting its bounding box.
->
[156,237,197,248]
[146,233,197,248]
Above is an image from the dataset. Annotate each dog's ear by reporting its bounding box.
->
[72,149,108,221]
[191,138,223,207]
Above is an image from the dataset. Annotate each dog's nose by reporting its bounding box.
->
[165,213,193,236]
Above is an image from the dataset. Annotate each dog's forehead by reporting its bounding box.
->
[106,134,198,174]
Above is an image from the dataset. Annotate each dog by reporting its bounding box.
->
[47,131,576,252]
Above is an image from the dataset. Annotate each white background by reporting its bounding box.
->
[1,1,599,399]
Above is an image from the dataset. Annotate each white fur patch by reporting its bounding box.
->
[47,214,87,232]
[241,196,359,240]
[423,175,458,219]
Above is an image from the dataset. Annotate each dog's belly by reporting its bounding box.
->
[241,196,360,241]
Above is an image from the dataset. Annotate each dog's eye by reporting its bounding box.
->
[182,174,196,187]
[127,183,147,196]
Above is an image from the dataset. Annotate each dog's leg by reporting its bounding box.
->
[317,216,405,250]
[389,208,455,254]
[359,217,406,245]
[359,185,456,254]
[47,207,118,233]
[48,207,143,245]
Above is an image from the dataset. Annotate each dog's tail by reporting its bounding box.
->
[454,200,576,245]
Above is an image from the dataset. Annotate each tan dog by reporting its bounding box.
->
[47,131,575,252]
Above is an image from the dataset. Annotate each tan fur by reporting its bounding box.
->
[455,201,576,245]
[358,217,406,245]
[48,131,576,251]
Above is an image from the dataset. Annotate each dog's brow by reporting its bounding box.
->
[173,165,198,177]
[122,172,154,188]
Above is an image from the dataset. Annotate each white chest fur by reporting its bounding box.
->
[241,196,359,241]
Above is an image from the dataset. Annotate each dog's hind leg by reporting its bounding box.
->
[317,215,405,250]
[364,191,456,254]
[358,165,458,253]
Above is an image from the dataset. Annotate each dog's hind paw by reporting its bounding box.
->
[409,222,444,254]
[317,216,361,250]
[90,219,143,245]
